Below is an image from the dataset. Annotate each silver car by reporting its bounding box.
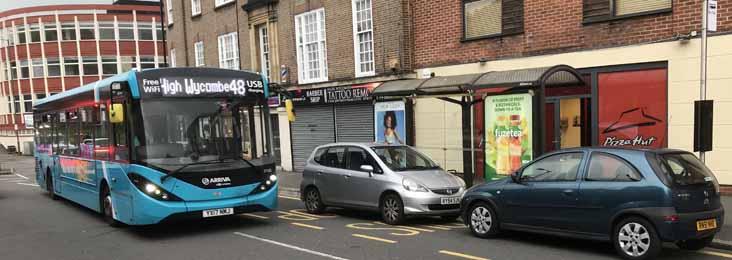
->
[300,143,466,224]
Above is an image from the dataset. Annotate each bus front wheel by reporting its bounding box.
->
[100,186,123,227]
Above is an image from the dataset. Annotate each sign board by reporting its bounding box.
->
[23,114,33,129]
[289,83,378,106]
[709,0,718,32]
[484,93,533,180]
[268,95,281,107]
[374,101,406,144]
[138,69,266,99]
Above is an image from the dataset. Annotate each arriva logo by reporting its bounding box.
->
[202,177,231,186]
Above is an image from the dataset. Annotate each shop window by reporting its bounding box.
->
[98,22,115,40]
[118,22,135,40]
[78,22,95,40]
[61,23,77,41]
[44,23,58,42]
[352,0,374,77]
[31,58,44,78]
[583,0,671,23]
[82,57,99,76]
[295,9,328,84]
[102,57,118,75]
[463,0,524,40]
[194,41,205,67]
[586,152,641,181]
[64,57,80,76]
[218,32,239,70]
[47,58,61,77]
[521,152,583,182]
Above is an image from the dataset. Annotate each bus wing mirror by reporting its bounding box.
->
[109,103,124,123]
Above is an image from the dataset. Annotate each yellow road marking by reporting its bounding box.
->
[373,222,434,232]
[242,213,269,219]
[346,223,419,236]
[421,225,451,230]
[278,195,301,200]
[290,209,336,218]
[352,234,397,244]
[439,250,490,260]
[700,250,732,259]
[291,222,325,230]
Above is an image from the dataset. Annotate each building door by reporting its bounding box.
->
[291,106,335,171]
[546,97,591,151]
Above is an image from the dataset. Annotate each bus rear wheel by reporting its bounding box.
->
[101,186,123,227]
[46,171,58,200]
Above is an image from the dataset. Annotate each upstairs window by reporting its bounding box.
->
[16,25,26,44]
[295,8,328,84]
[583,0,672,23]
[192,0,202,16]
[463,0,524,40]
[218,32,239,70]
[28,24,41,43]
[352,0,375,77]
[194,41,205,67]
[166,0,174,25]
[215,0,235,8]
[78,22,95,40]
[98,22,116,40]
[257,25,271,80]
[44,23,59,42]
[61,23,77,41]
[170,49,177,68]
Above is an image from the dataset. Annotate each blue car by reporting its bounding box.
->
[461,148,723,260]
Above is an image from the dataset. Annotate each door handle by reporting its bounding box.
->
[561,189,575,196]
[317,171,323,176]
[344,175,351,179]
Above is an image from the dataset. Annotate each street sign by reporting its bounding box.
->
[709,0,718,32]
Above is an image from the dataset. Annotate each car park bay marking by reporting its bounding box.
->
[291,209,337,218]
[242,213,269,219]
[346,223,420,236]
[291,222,325,230]
[14,173,29,179]
[233,232,349,260]
[439,250,490,260]
[700,250,732,259]
[372,222,435,232]
[420,225,452,231]
[352,234,397,244]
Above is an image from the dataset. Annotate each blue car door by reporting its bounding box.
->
[510,152,585,230]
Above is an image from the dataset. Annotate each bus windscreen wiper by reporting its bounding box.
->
[160,159,220,182]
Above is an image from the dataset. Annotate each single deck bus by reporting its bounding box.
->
[33,68,278,226]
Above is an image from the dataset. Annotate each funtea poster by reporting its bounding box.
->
[485,93,533,180]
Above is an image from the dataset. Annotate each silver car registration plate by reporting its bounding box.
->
[440,197,460,205]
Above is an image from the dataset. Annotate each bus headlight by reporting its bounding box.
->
[128,173,182,201]
[249,174,277,195]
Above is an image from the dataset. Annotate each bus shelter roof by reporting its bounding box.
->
[372,64,585,98]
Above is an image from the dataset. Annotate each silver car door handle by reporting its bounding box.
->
[344,175,350,179]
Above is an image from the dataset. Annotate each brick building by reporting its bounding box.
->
[163,0,415,171]
[407,0,732,184]
[0,2,165,154]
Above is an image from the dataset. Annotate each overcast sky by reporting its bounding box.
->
[0,0,114,13]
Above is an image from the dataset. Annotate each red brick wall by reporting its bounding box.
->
[413,0,732,69]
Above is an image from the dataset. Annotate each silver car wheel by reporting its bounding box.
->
[618,222,651,257]
[305,189,320,211]
[470,206,492,234]
[383,198,400,222]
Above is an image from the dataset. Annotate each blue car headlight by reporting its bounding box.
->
[128,173,182,201]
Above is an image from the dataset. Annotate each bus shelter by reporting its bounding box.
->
[373,65,586,186]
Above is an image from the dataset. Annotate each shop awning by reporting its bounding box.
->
[373,64,585,97]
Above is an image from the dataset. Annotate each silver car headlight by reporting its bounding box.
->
[402,178,429,192]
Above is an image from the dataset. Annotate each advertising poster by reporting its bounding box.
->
[374,101,406,145]
[598,69,667,148]
[485,93,533,180]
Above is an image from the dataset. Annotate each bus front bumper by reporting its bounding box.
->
[130,183,278,225]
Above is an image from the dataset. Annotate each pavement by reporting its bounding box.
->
[2,154,732,260]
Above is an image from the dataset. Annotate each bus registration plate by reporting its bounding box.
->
[203,208,234,218]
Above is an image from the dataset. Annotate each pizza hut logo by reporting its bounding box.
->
[202,177,231,186]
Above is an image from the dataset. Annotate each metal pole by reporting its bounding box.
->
[15,124,20,154]
[700,0,709,162]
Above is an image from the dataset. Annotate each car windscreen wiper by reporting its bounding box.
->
[218,154,257,169]
[160,158,222,182]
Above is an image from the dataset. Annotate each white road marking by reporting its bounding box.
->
[278,195,300,200]
[233,232,349,260]
[14,173,29,180]
[16,183,40,187]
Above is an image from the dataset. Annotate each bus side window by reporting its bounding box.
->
[95,105,110,160]
[67,109,80,157]
[56,112,68,156]
[79,107,95,159]
[112,104,128,161]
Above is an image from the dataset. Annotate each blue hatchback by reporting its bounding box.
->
[461,148,724,260]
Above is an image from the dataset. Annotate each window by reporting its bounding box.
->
[463,0,523,40]
[170,49,177,67]
[111,104,128,161]
[3,27,15,46]
[583,0,672,23]
[215,0,235,7]
[79,107,95,159]
[19,60,30,79]
[101,57,118,75]
[136,56,157,69]
[586,153,641,181]
[118,22,135,40]
[295,9,328,83]
[95,104,110,160]
[16,25,26,44]
[257,25,270,80]
[138,22,154,40]
[346,147,379,172]
[166,0,174,25]
[23,94,32,113]
[64,57,80,76]
[66,109,80,156]
[31,58,44,78]
[217,32,239,70]
[521,152,583,182]
[98,22,115,40]
[191,0,202,16]
[78,22,95,40]
[13,95,20,113]
[352,0,374,77]
[61,23,76,41]
[120,56,134,72]
[194,41,205,67]
[44,23,58,42]
[320,147,346,168]
[47,58,61,77]
[82,57,99,75]
[28,24,42,43]
[659,153,717,186]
